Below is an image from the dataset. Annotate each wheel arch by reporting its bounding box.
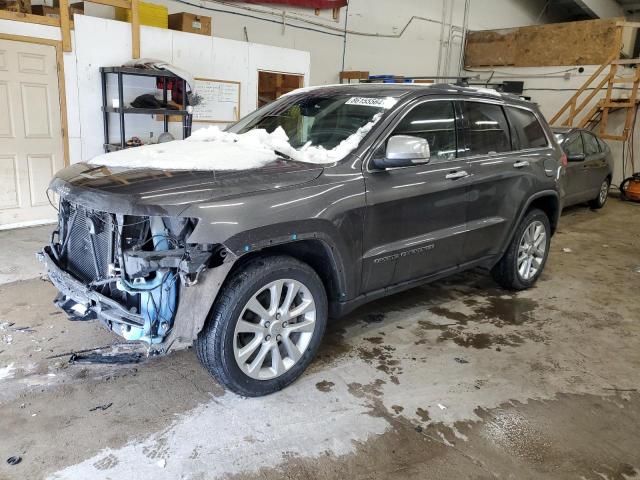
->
[492,190,559,270]
[527,192,560,235]
[227,238,347,317]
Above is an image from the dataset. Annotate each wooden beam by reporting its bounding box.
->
[131,0,140,59]
[0,10,60,27]
[54,40,71,166]
[59,0,72,52]
[616,21,640,28]
[599,134,627,141]
[612,58,640,65]
[86,0,131,8]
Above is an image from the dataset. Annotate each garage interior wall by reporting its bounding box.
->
[64,0,552,85]
[0,15,310,164]
[2,0,637,176]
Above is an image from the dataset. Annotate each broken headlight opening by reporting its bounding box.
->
[39,199,222,345]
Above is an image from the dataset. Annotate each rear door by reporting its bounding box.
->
[361,97,470,292]
[561,132,588,204]
[462,102,551,262]
[582,131,608,194]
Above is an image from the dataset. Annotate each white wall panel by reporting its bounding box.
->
[69,15,310,160]
[140,25,172,60]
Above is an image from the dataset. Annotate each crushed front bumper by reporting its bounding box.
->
[37,246,145,328]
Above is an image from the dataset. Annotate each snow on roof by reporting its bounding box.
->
[88,114,382,171]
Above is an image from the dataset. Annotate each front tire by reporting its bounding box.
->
[195,255,327,397]
[589,178,610,209]
[491,208,551,290]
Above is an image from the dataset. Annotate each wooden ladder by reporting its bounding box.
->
[550,21,640,142]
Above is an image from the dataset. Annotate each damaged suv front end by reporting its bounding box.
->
[38,177,229,350]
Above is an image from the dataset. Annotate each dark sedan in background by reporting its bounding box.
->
[553,127,613,209]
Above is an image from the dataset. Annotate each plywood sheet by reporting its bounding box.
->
[465,29,516,67]
[465,18,621,68]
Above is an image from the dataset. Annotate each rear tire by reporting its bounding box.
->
[589,178,610,209]
[491,208,551,291]
[195,255,327,397]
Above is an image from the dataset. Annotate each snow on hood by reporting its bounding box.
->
[88,114,382,171]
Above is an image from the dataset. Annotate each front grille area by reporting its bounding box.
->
[62,204,115,283]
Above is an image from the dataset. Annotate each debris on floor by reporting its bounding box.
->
[89,402,113,412]
[6,456,22,466]
[562,248,573,253]
[69,352,144,365]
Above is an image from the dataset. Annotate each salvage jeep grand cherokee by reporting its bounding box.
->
[39,84,564,396]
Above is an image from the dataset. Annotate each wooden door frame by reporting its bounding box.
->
[0,33,70,166]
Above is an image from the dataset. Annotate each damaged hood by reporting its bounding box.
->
[50,160,323,216]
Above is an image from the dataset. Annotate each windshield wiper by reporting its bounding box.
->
[274,150,294,161]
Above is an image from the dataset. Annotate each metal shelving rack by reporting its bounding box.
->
[100,66,192,152]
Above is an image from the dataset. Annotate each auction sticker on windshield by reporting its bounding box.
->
[345,97,397,109]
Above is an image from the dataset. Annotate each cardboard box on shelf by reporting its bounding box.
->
[168,12,212,36]
[30,3,82,18]
[31,4,58,17]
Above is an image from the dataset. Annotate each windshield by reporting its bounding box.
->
[228,93,398,151]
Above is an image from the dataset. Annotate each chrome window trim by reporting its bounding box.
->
[364,96,553,173]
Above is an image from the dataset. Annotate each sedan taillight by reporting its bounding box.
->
[560,153,568,167]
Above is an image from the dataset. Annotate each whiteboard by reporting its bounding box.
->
[192,78,241,123]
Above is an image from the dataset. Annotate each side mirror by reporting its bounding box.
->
[567,153,586,162]
[372,135,431,169]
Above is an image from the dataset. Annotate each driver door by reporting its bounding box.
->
[361,98,470,292]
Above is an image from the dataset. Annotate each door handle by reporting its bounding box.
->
[445,170,468,180]
[513,161,530,168]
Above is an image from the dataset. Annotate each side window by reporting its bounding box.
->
[582,132,600,155]
[564,134,584,156]
[462,102,511,155]
[391,100,457,162]
[505,107,548,149]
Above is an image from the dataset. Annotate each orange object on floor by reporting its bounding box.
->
[620,173,640,202]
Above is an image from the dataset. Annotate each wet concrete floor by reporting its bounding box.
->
[0,200,639,479]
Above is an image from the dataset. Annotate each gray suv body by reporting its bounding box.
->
[40,84,564,396]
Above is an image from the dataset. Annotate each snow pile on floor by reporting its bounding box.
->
[88,114,382,171]
[0,362,15,381]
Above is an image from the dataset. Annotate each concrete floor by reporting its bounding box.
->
[0,200,639,480]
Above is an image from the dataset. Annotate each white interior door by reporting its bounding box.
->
[0,39,64,229]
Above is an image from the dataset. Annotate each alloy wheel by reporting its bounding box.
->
[517,220,547,281]
[599,180,609,205]
[233,279,317,380]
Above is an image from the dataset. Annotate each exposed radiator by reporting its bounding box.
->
[63,204,114,283]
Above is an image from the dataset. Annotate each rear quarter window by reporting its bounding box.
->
[506,106,548,150]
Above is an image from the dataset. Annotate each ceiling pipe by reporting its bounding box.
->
[225,0,347,8]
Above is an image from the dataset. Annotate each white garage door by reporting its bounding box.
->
[0,39,64,229]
